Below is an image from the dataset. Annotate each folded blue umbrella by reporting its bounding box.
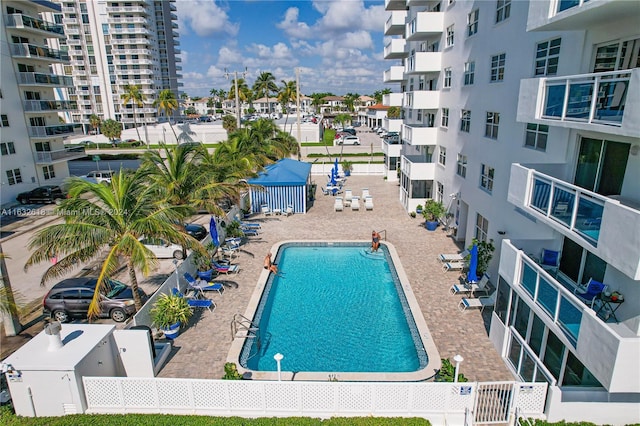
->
[467,244,479,283]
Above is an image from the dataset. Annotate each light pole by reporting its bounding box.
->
[453,354,464,383]
[225,68,247,130]
[274,352,283,381]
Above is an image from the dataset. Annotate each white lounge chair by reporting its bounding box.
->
[439,249,469,263]
[261,204,272,216]
[361,188,370,199]
[344,189,353,207]
[459,291,497,312]
[351,196,360,211]
[334,197,344,212]
[284,205,294,216]
[364,196,374,211]
[450,273,490,296]
[443,261,466,272]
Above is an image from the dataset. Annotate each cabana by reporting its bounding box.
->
[248,158,312,214]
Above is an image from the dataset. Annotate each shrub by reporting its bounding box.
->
[435,358,468,382]
[222,362,243,380]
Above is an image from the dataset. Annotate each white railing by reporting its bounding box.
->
[82,377,547,423]
[541,70,632,127]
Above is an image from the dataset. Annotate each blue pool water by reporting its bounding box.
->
[240,243,428,373]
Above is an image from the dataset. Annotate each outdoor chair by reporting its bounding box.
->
[344,189,353,206]
[213,260,239,275]
[364,196,374,211]
[284,205,294,216]
[443,261,466,272]
[574,278,607,308]
[439,249,469,263]
[539,249,560,276]
[459,291,496,312]
[362,188,370,199]
[334,197,344,212]
[241,227,259,236]
[261,204,272,216]
[239,221,261,229]
[351,196,360,211]
[450,273,490,296]
[321,186,330,196]
[172,288,216,312]
[184,272,224,296]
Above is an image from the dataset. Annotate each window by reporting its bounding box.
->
[467,9,479,37]
[475,213,489,242]
[0,115,9,127]
[480,164,495,193]
[525,123,549,151]
[436,181,444,203]
[444,68,452,88]
[446,25,455,47]
[460,110,471,132]
[439,146,447,166]
[0,142,16,155]
[456,154,467,178]
[485,112,500,139]
[496,0,511,23]
[43,165,55,180]
[441,108,449,127]
[464,61,475,85]
[535,38,561,76]
[491,53,506,82]
[6,169,22,185]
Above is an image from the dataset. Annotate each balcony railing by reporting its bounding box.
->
[23,100,78,112]
[541,70,630,127]
[35,147,86,164]
[28,124,80,138]
[106,6,148,13]
[385,10,407,36]
[402,124,438,146]
[5,14,64,36]
[528,170,606,246]
[18,72,74,87]
[10,43,70,62]
[383,38,407,59]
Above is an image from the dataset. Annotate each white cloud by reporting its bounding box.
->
[276,7,312,39]
[176,0,239,37]
[216,46,244,67]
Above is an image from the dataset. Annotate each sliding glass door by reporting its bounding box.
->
[574,137,629,196]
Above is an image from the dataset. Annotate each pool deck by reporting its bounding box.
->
[157,175,513,382]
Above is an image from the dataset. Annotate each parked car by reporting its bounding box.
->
[342,128,356,136]
[139,237,185,259]
[124,139,143,146]
[42,277,148,323]
[16,185,66,205]
[81,170,114,185]
[199,116,212,122]
[183,223,207,240]
[338,135,361,145]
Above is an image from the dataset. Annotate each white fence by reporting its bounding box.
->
[311,163,385,176]
[82,377,547,424]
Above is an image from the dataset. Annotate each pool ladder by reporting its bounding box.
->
[231,313,259,341]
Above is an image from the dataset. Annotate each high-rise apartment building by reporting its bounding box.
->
[1,0,84,206]
[384,0,639,423]
[56,0,182,131]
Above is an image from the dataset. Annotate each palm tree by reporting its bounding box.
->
[310,93,324,115]
[89,114,102,135]
[0,249,22,336]
[228,78,250,106]
[343,93,359,112]
[25,171,202,317]
[253,72,278,114]
[120,84,144,143]
[222,115,237,134]
[278,80,296,129]
[101,119,122,144]
[373,88,392,104]
[154,89,179,141]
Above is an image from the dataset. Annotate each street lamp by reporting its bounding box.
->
[453,354,464,383]
[274,353,283,381]
[224,67,247,130]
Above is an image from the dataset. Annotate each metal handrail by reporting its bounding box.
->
[231,313,259,341]
[378,229,387,241]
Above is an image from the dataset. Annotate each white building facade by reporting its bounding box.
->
[384,0,639,424]
[1,0,84,206]
[55,0,182,131]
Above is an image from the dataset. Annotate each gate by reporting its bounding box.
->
[474,381,514,424]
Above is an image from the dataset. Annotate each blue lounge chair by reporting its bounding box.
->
[171,288,216,312]
[242,227,259,236]
[539,249,560,276]
[574,278,606,308]
[184,272,224,295]
[213,261,239,274]
[239,221,261,229]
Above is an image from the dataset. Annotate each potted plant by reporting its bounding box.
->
[410,211,417,218]
[341,160,353,176]
[468,238,496,276]
[422,199,447,231]
[415,204,423,215]
[150,292,193,340]
[192,242,218,280]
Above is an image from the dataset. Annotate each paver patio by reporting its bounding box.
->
[157,175,513,382]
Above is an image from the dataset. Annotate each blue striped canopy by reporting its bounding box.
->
[248,159,312,214]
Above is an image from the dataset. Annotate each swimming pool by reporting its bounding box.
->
[228,241,440,381]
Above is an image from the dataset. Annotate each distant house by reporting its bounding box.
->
[321,96,345,113]
[359,103,389,129]
[356,95,376,111]
[253,97,281,114]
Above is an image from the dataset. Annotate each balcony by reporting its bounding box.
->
[404,90,440,110]
[108,17,147,24]
[383,92,403,107]
[406,12,444,41]
[5,14,65,37]
[383,66,405,83]
[111,27,152,36]
[70,59,85,66]
[170,3,177,12]
[28,124,81,138]
[527,0,637,32]
[384,39,407,60]
[65,27,80,35]
[499,241,639,393]
[384,11,407,36]
[112,48,150,55]
[9,43,70,62]
[508,164,640,280]
[401,155,436,181]
[23,100,78,113]
[64,18,78,25]
[35,147,86,165]
[117,37,151,45]
[385,0,406,10]
[383,138,402,159]
[405,52,442,74]
[401,124,437,146]
[18,72,74,87]
[106,6,148,14]
[517,69,639,138]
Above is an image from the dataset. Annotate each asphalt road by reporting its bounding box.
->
[68,159,141,176]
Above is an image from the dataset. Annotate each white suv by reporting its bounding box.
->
[338,135,361,145]
[82,170,114,185]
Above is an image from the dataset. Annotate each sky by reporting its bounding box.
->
[175,0,392,98]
